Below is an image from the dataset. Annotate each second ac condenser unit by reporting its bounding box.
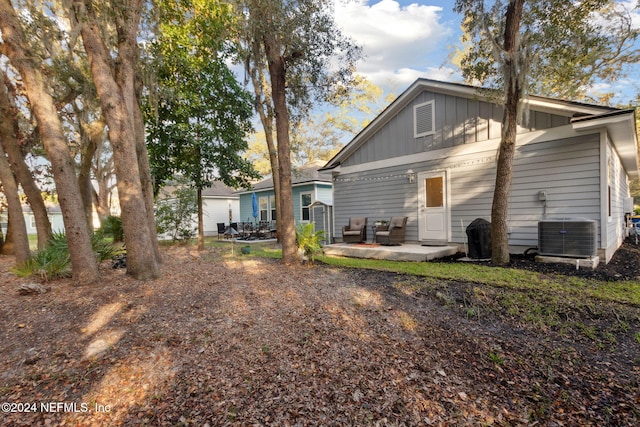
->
[538,219,597,258]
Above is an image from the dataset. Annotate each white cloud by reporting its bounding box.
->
[335,0,457,90]
[361,66,459,93]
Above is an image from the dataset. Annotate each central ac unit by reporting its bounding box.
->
[538,219,597,258]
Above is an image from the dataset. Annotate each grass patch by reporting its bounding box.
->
[313,253,640,342]
[28,234,38,250]
[203,243,638,310]
[205,239,283,260]
[316,255,640,306]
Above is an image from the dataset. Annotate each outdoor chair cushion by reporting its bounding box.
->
[376,216,407,245]
[342,217,367,243]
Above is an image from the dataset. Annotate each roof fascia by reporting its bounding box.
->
[235,180,332,195]
[321,78,619,170]
[572,110,639,176]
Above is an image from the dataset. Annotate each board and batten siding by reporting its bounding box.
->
[342,90,571,168]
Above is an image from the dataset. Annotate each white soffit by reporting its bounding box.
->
[572,110,639,177]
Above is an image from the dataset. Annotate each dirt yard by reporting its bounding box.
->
[0,240,639,426]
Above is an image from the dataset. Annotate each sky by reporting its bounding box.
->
[333,0,640,105]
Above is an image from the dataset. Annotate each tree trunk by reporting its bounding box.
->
[133,78,162,262]
[73,0,159,280]
[0,142,30,264]
[77,131,98,231]
[0,75,52,250]
[248,51,281,241]
[0,0,99,283]
[92,143,114,225]
[197,188,204,251]
[490,0,524,266]
[263,32,297,264]
[92,185,110,223]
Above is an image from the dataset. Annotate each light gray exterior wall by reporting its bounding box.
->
[333,129,602,251]
[334,168,420,241]
[23,212,65,234]
[342,90,570,168]
[334,86,608,250]
[507,134,601,244]
[329,82,637,262]
[603,139,631,261]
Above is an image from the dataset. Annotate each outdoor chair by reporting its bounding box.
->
[217,223,227,240]
[342,217,367,243]
[375,216,407,245]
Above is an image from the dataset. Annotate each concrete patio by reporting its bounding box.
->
[323,242,461,262]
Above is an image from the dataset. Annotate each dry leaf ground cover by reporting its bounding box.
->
[0,240,639,426]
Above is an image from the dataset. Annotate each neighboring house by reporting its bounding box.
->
[201,182,240,236]
[237,160,333,228]
[157,182,240,238]
[24,205,65,234]
[321,78,639,263]
[0,204,65,237]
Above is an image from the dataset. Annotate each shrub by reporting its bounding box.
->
[295,223,325,263]
[11,232,122,281]
[12,245,71,281]
[155,186,197,242]
[97,215,124,242]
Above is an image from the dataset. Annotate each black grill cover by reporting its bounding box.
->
[466,218,491,259]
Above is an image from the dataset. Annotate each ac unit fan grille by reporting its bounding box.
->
[538,220,597,258]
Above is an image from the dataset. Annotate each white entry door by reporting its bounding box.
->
[418,171,448,241]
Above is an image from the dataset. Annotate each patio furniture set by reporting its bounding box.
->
[342,216,408,245]
[217,221,277,241]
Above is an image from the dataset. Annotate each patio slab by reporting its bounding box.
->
[323,243,460,262]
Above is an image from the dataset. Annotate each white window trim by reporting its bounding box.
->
[269,195,276,221]
[414,100,435,138]
[259,196,268,221]
[300,192,312,222]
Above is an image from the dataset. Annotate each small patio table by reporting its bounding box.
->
[370,225,377,244]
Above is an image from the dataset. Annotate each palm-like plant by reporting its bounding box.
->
[295,223,325,263]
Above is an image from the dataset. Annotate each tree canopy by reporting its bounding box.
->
[455,0,640,103]
[233,0,362,264]
[145,0,259,193]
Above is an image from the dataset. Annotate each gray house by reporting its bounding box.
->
[321,79,639,262]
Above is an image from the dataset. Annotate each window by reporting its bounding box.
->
[425,176,443,208]
[608,157,613,218]
[259,196,268,221]
[414,100,435,138]
[30,215,36,229]
[301,192,312,222]
[270,195,276,221]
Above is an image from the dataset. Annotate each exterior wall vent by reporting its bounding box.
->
[538,219,597,258]
[414,100,435,138]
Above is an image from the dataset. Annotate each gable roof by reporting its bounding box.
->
[238,161,333,194]
[159,181,239,199]
[201,181,239,198]
[321,78,639,177]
